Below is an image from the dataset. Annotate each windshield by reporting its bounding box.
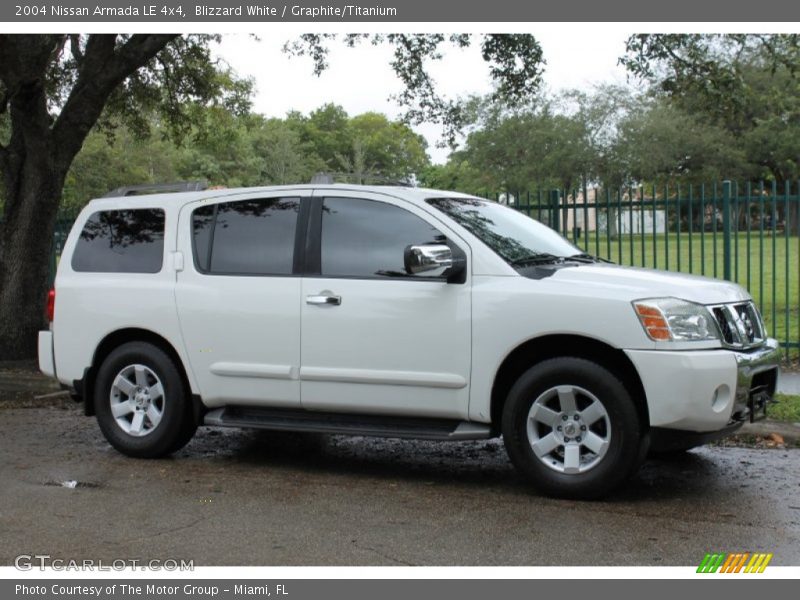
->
[427,198,582,265]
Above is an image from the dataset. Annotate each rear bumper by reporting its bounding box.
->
[37,331,56,379]
[625,339,780,433]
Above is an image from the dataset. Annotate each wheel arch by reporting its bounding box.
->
[81,328,200,421]
[489,334,649,435]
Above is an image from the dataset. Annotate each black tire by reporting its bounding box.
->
[502,357,643,499]
[94,341,197,458]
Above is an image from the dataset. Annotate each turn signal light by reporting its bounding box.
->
[634,303,671,341]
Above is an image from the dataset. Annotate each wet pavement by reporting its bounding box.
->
[779,372,800,395]
[1,404,798,566]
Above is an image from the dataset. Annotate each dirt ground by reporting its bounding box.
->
[1,361,798,566]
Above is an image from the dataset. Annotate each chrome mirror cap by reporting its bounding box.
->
[404,244,454,275]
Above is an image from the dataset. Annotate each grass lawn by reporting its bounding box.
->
[772,394,800,422]
[570,232,799,359]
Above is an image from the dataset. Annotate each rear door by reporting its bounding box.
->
[174,191,307,409]
[299,192,472,420]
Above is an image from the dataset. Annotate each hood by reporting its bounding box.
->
[526,263,751,305]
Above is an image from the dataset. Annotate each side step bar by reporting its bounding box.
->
[204,406,492,441]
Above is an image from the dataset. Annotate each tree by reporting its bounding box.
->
[344,112,429,182]
[0,33,545,359]
[298,103,352,170]
[418,159,483,193]
[286,34,544,146]
[606,97,747,185]
[62,125,181,211]
[620,34,800,232]
[0,35,252,359]
[442,97,598,193]
[255,117,320,185]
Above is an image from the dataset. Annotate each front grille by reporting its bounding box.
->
[710,301,765,349]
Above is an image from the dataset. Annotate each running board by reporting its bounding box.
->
[203,406,492,441]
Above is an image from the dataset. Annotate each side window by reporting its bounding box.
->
[320,197,446,279]
[71,209,165,273]
[192,197,300,275]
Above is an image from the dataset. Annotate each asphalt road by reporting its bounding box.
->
[1,404,799,566]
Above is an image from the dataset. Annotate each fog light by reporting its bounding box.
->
[711,385,731,412]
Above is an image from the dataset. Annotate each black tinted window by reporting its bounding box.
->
[192,197,299,275]
[321,197,444,278]
[72,209,165,273]
[192,205,214,271]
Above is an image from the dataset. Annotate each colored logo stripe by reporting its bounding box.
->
[697,553,726,573]
[745,553,773,573]
[697,552,772,573]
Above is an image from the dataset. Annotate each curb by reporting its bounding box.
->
[738,419,800,444]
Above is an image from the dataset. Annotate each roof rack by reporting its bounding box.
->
[103,180,208,198]
[309,172,414,187]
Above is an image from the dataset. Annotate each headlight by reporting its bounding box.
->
[633,298,720,342]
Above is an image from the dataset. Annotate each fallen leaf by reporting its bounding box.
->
[767,433,785,444]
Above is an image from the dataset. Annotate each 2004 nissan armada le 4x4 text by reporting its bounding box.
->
[38,184,780,498]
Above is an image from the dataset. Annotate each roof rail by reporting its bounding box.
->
[310,172,335,185]
[103,180,208,198]
[308,172,414,187]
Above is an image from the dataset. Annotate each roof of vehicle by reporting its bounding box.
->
[88,183,480,211]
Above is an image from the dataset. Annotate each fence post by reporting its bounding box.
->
[722,180,732,281]
[550,189,560,234]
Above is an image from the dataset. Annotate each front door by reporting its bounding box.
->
[300,193,472,419]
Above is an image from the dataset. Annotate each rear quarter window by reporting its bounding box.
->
[191,197,300,275]
[71,209,166,273]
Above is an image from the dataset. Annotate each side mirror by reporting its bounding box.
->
[404,243,454,275]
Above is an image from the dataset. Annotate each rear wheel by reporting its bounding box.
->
[502,357,643,499]
[94,342,197,458]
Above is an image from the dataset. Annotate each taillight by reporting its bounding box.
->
[46,288,55,322]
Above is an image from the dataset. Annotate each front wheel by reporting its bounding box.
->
[94,341,197,458]
[502,357,643,499]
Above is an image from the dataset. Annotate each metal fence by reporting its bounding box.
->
[477,180,800,359]
[34,179,800,360]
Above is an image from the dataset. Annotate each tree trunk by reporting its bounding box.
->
[0,165,63,360]
[0,34,178,359]
[607,206,619,240]
[787,200,799,236]
[0,40,66,360]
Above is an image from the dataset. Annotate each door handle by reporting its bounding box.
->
[306,294,342,306]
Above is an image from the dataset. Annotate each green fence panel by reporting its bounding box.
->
[479,181,799,359]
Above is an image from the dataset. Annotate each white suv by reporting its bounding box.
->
[38,184,780,498]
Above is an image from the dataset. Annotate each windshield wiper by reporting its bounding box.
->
[567,253,613,264]
[509,252,563,266]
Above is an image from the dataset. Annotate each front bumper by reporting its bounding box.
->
[625,338,780,432]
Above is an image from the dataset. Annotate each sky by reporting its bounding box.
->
[215,31,636,164]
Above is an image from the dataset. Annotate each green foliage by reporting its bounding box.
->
[423,92,614,193]
[286,34,544,146]
[347,112,429,181]
[57,104,431,209]
[299,103,352,169]
[419,160,483,192]
[621,34,800,182]
[81,35,254,143]
[605,98,748,185]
